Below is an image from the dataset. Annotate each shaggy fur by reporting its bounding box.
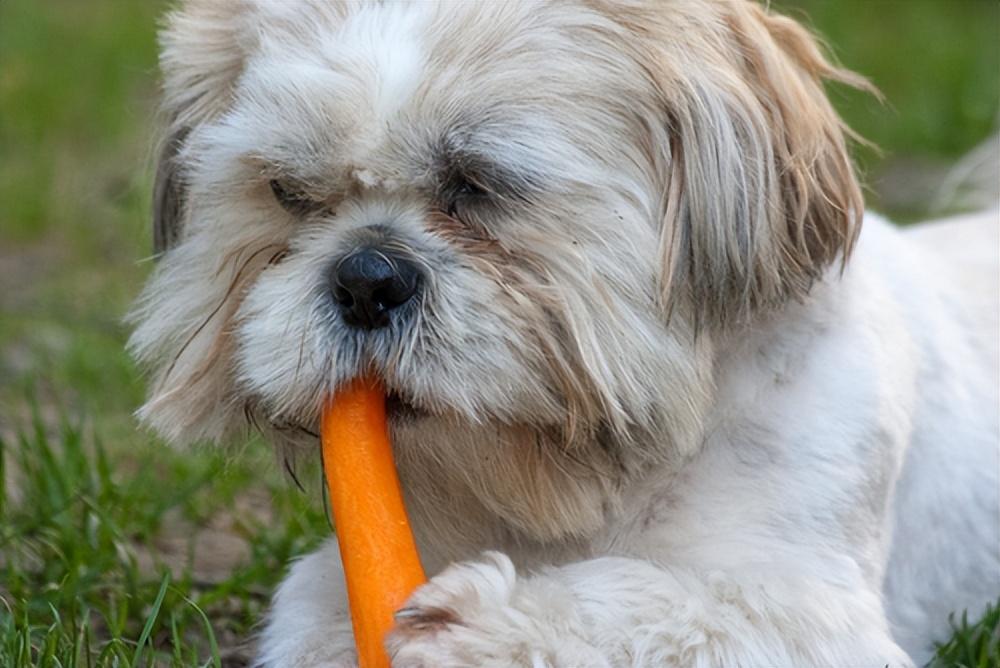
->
[129,1,1000,666]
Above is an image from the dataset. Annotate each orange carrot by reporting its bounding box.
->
[321,377,427,668]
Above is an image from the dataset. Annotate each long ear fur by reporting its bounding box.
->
[131,0,260,443]
[151,0,250,255]
[645,0,872,327]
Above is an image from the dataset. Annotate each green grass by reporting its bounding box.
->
[929,603,1000,668]
[0,0,996,665]
[0,408,328,666]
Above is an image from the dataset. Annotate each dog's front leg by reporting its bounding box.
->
[254,537,357,668]
[387,552,915,668]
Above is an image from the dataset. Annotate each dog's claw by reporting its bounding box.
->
[394,606,421,621]
[393,605,460,631]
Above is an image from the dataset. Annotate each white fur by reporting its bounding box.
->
[130,1,1000,666]
[256,213,998,668]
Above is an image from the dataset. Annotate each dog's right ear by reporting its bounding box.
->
[152,0,250,255]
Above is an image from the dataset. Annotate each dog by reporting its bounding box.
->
[128,0,999,665]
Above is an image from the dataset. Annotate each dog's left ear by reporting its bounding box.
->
[646,1,872,327]
[151,0,251,256]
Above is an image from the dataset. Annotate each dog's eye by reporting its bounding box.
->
[445,178,487,219]
[270,179,318,216]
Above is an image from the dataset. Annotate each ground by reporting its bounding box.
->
[0,0,997,666]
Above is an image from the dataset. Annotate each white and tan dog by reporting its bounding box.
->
[129,1,999,666]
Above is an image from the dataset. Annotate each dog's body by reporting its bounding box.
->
[129,1,999,665]
[255,212,999,667]
[881,214,998,659]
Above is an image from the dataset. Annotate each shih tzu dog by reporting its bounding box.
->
[128,0,999,666]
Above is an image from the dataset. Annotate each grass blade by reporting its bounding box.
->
[132,572,170,667]
[177,592,221,668]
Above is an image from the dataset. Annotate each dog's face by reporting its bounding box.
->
[131,0,864,541]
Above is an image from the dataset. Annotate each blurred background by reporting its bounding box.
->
[0,1,997,666]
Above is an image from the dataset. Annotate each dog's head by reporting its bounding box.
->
[130,0,865,540]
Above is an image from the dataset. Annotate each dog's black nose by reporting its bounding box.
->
[331,248,420,329]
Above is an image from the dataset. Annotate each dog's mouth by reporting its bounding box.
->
[386,390,431,422]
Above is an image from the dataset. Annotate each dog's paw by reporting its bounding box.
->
[386,552,608,668]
